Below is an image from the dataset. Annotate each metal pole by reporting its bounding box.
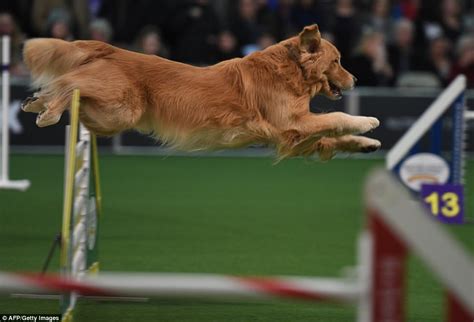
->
[1,35,10,182]
[0,35,30,190]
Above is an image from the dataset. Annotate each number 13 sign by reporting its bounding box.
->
[421,184,464,224]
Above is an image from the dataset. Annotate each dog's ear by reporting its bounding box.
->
[298,24,321,53]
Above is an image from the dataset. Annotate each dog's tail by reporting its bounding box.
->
[23,38,114,88]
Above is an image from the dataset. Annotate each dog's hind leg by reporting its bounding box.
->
[22,78,73,127]
[21,92,47,113]
[35,91,71,127]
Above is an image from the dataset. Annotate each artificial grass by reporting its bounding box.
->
[0,155,472,322]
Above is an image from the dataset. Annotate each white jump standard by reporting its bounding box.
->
[59,90,101,321]
[0,35,30,190]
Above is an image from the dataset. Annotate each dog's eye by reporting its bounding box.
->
[334,59,339,64]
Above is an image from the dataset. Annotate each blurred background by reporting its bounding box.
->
[1,0,474,87]
[0,0,473,152]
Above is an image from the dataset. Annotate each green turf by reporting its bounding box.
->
[1,155,472,321]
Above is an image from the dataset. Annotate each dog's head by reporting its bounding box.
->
[289,24,356,99]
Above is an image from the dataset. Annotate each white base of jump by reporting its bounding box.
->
[0,179,30,191]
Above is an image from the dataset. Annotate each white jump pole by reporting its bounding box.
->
[0,35,30,190]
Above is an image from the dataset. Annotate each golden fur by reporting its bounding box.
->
[22,24,380,160]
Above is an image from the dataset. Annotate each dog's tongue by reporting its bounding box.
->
[330,83,342,98]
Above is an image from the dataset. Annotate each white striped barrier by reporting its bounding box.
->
[0,272,362,303]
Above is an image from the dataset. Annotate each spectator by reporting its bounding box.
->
[134,26,169,58]
[31,0,65,36]
[349,30,393,86]
[210,0,232,26]
[230,0,263,50]
[88,0,105,19]
[89,18,113,43]
[168,0,220,65]
[410,1,434,56]
[449,34,474,88]
[214,30,241,62]
[291,0,324,32]
[272,0,298,39]
[439,0,463,42]
[399,0,421,21]
[141,0,175,42]
[257,32,277,50]
[31,0,89,38]
[0,12,18,38]
[420,36,453,86]
[97,0,148,44]
[71,0,91,39]
[388,19,418,84]
[0,12,28,76]
[363,0,394,38]
[46,8,73,40]
[332,0,361,60]
[0,0,34,36]
[253,0,282,41]
[242,31,277,56]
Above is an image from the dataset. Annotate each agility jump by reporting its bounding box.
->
[1,169,473,322]
[59,89,102,321]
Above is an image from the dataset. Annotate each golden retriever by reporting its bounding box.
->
[22,24,380,160]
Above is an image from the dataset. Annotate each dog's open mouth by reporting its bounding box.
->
[329,82,342,99]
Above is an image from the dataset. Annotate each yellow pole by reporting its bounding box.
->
[88,132,101,275]
[91,133,102,213]
[60,89,81,272]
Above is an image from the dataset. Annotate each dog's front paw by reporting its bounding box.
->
[359,138,381,153]
[366,117,380,131]
[352,116,380,134]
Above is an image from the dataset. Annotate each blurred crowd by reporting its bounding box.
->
[1,0,473,88]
